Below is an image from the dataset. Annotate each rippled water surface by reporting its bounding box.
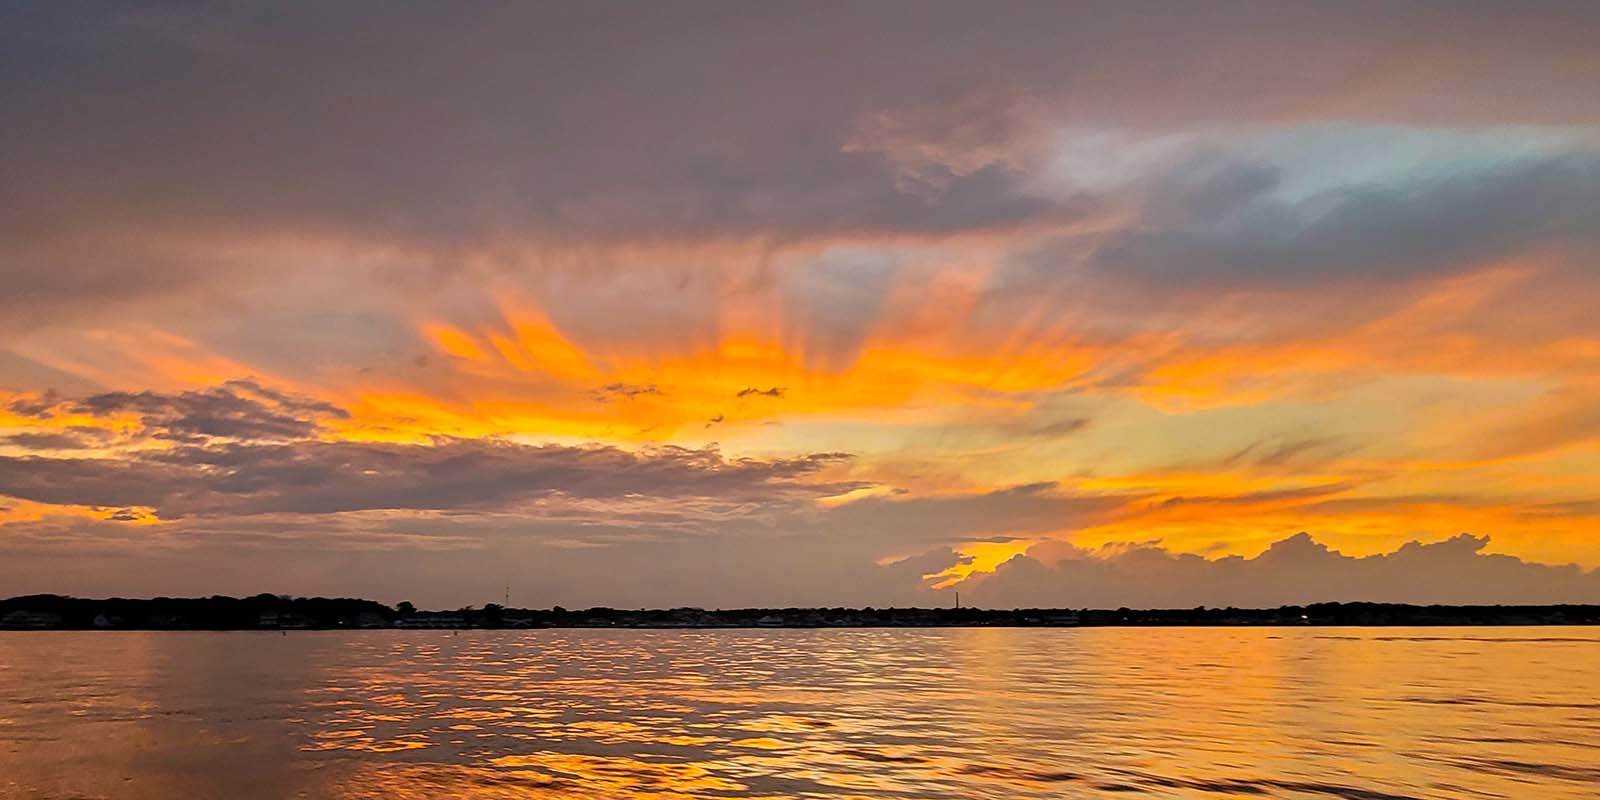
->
[1,628,1597,799]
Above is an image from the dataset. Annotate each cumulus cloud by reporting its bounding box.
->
[966,532,1600,607]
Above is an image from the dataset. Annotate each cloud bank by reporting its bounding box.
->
[969,533,1600,608]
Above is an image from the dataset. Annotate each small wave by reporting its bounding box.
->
[1446,758,1600,783]
[837,748,927,764]
[956,763,1082,783]
[1110,769,1422,799]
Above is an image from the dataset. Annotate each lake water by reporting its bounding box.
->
[1,628,1596,799]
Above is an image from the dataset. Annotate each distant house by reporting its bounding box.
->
[1,610,61,629]
[664,608,714,627]
[396,612,467,629]
[257,610,309,629]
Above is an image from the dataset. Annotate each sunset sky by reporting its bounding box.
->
[2,2,1598,607]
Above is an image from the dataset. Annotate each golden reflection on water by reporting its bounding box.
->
[1,628,1598,799]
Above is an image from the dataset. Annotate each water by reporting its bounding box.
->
[1,628,1596,799]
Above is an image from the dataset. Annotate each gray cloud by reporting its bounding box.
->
[1088,151,1600,288]
[5,3,1596,251]
[960,143,1600,359]
[2,381,871,519]
[967,532,1600,607]
[10,379,349,444]
[0,379,1138,606]
[0,435,1107,605]
[592,382,662,403]
[1220,436,1349,471]
[0,477,1120,608]
[2,431,97,451]
[3,410,1593,607]
[2,5,1598,607]
[825,482,1126,548]
[0,438,862,519]
[3,2,1596,344]
[782,248,903,370]
[5,391,62,418]
[0,507,969,608]
[1029,418,1091,437]
[0,4,1093,251]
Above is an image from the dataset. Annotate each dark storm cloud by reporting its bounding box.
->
[969,532,1600,607]
[0,438,862,518]
[11,379,349,443]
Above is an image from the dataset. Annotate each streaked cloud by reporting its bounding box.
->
[0,2,1596,605]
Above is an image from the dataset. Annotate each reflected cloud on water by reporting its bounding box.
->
[2,628,1598,799]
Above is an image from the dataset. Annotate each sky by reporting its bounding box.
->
[2,2,1598,608]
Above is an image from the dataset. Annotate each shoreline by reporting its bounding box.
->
[5,595,1599,630]
[6,623,1599,631]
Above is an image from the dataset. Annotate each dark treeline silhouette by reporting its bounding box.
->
[3,595,1599,629]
